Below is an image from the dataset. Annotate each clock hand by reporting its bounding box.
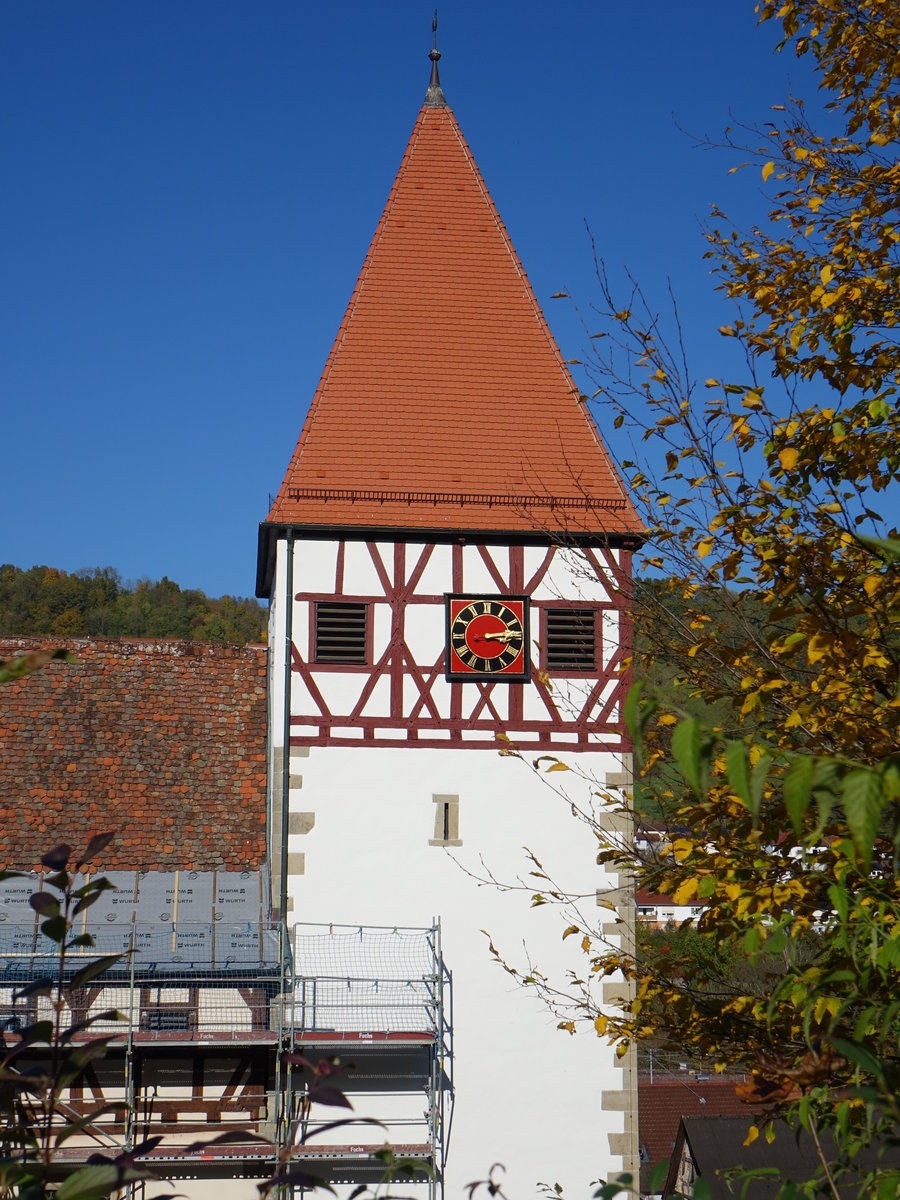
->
[481,630,517,643]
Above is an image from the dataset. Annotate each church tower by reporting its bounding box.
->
[257,37,642,1197]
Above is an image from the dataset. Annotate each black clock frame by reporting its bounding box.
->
[444,593,531,683]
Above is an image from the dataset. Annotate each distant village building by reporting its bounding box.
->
[638,1078,748,1196]
[636,889,705,931]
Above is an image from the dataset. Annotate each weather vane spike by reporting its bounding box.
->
[424,7,446,107]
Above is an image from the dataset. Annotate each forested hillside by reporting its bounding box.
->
[0,564,267,643]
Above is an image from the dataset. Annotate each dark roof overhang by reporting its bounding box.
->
[256,520,644,598]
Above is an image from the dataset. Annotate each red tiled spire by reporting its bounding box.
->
[266,68,641,540]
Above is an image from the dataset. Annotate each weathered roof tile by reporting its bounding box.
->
[0,637,267,872]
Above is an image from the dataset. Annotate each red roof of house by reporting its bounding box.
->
[265,76,640,542]
[639,1078,750,1190]
[636,889,681,906]
[0,636,267,872]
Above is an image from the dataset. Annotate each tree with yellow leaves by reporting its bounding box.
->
[521,3,900,1196]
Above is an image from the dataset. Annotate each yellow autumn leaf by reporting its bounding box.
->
[673,877,699,905]
[697,536,715,559]
[862,646,890,668]
[820,263,834,284]
[779,447,799,470]
[807,633,830,664]
[762,161,775,182]
[744,1125,760,1147]
[594,1014,608,1036]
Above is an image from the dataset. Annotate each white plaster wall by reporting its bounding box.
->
[265,535,635,1196]
[287,743,630,1199]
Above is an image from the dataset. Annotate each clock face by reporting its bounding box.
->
[445,594,530,682]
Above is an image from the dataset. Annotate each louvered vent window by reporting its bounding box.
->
[545,608,597,671]
[143,1009,192,1032]
[314,602,368,664]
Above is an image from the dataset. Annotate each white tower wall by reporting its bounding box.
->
[266,534,638,1197]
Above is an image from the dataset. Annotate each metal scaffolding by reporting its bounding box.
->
[286,922,454,1199]
[0,893,453,1197]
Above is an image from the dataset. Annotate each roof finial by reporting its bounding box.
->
[425,9,446,107]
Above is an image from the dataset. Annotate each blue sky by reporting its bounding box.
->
[1,3,815,599]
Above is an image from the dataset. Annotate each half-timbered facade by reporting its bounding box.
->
[263,538,633,751]
[257,42,643,1198]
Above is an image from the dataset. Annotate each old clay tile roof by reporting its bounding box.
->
[265,80,641,541]
[639,1078,750,1192]
[0,636,267,872]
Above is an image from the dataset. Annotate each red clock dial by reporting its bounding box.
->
[445,596,530,681]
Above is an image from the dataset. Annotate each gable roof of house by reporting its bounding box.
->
[0,636,267,873]
[259,53,640,591]
[664,1115,900,1199]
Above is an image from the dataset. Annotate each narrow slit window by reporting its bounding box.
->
[314,602,368,664]
[545,608,597,671]
[430,794,461,846]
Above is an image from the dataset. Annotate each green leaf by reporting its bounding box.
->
[827,883,849,925]
[56,1165,137,1200]
[67,954,123,990]
[0,648,74,683]
[879,759,900,802]
[42,845,71,871]
[40,915,68,943]
[592,1175,632,1200]
[725,741,752,809]
[831,1039,883,1079]
[783,755,814,833]
[672,718,704,795]
[856,534,900,563]
[750,751,772,817]
[29,891,59,916]
[80,831,115,864]
[54,1105,124,1145]
[648,1161,669,1192]
[842,768,884,869]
